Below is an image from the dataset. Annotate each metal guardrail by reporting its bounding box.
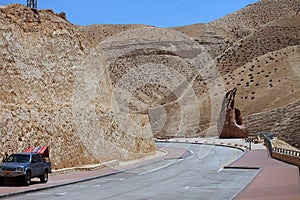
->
[257,131,275,139]
[263,135,272,153]
[258,131,300,167]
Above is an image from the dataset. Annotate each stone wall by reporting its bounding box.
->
[272,152,300,167]
[245,99,300,149]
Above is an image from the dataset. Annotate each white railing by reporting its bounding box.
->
[272,147,300,157]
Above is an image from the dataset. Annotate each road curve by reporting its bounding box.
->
[3,143,259,200]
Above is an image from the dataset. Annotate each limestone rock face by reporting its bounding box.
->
[0,4,155,169]
[99,27,224,138]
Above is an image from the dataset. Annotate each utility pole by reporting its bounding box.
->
[27,0,37,9]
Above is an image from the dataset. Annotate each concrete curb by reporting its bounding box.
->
[155,138,249,152]
[50,160,119,175]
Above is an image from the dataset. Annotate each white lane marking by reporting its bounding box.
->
[217,167,223,172]
[186,149,194,159]
[138,159,183,176]
[138,163,172,175]
[184,186,201,189]
[94,184,101,187]
[102,178,125,181]
[56,192,67,196]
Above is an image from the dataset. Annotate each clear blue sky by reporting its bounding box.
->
[1,0,259,27]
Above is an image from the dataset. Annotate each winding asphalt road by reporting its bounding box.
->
[2,143,259,200]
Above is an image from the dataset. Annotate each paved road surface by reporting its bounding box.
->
[2,143,259,200]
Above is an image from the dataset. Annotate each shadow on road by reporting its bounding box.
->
[0,179,45,187]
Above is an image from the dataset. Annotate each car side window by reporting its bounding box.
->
[32,155,41,163]
[35,154,42,162]
[31,155,37,163]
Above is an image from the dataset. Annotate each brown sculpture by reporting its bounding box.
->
[218,88,249,138]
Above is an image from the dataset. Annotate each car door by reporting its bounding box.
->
[31,154,42,177]
[35,154,43,176]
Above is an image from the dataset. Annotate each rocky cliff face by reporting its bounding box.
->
[0,4,155,169]
[98,26,226,138]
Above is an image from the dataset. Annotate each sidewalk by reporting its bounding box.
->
[230,148,299,200]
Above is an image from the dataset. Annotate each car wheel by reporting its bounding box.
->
[23,171,31,186]
[40,170,48,183]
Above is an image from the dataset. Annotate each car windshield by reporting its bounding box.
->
[6,155,30,163]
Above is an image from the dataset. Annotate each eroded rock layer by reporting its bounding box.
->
[0,5,155,169]
[80,0,300,148]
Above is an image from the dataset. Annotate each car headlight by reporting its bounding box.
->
[17,167,24,172]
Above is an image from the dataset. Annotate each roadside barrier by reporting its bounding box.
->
[259,131,300,167]
[263,134,272,154]
[272,147,300,157]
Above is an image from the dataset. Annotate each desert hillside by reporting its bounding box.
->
[79,0,300,148]
[173,0,300,58]
[79,24,150,48]
[0,4,155,169]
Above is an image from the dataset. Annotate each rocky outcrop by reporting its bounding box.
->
[218,88,248,138]
[0,4,155,169]
[79,24,149,48]
[99,27,225,138]
[218,108,249,138]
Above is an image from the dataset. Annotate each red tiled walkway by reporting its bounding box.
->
[230,149,300,200]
